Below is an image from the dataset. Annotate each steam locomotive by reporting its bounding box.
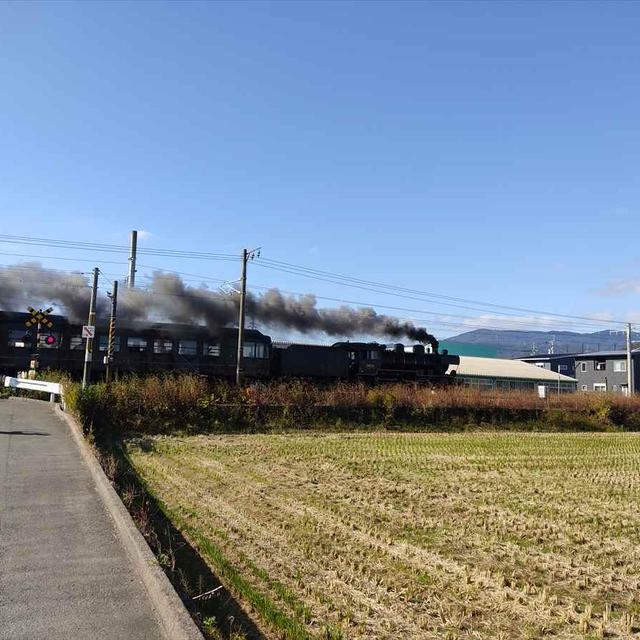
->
[0,311,459,384]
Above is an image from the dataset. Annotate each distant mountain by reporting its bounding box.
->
[444,328,640,359]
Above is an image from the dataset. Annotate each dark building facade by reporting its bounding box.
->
[517,353,577,378]
[574,350,640,394]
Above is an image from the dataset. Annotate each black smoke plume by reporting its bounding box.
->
[0,264,439,350]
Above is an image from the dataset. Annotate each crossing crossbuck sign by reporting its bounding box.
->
[82,325,96,339]
[25,306,54,329]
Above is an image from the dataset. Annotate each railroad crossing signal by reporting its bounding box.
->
[25,306,54,329]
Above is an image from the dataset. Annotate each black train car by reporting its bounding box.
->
[273,340,459,383]
[273,343,350,379]
[1,310,457,384]
[0,311,271,381]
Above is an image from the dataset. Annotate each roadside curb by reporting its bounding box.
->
[54,404,204,640]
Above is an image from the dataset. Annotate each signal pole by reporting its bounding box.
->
[82,268,99,389]
[128,230,137,289]
[105,280,118,384]
[235,247,260,386]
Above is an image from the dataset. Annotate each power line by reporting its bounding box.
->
[0,235,239,261]
[132,266,617,334]
[0,251,129,266]
[0,233,630,330]
[255,257,627,326]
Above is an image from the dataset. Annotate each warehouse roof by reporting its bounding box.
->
[449,356,577,382]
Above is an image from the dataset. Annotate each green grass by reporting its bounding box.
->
[125,431,640,639]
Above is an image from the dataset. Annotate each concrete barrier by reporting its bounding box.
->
[3,376,61,402]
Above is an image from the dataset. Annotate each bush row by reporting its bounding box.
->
[59,374,640,434]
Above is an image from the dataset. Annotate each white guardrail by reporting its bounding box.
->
[3,376,62,403]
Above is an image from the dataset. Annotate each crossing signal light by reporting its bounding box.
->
[44,335,56,346]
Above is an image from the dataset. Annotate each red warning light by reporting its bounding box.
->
[45,335,56,345]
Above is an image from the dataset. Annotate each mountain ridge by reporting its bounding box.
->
[445,328,640,359]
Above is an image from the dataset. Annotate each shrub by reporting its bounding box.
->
[64,374,640,436]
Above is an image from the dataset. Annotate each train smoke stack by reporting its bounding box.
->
[0,263,438,350]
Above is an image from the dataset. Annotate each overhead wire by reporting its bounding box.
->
[254,258,627,327]
[0,233,631,332]
[0,235,240,261]
[131,265,615,334]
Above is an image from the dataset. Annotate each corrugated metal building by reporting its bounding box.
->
[448,356,577,392]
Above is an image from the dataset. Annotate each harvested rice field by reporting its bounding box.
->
[126,432,640,639]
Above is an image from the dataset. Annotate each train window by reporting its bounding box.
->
[243,342,256,358]
[348,351,356,361]
[256,343,268,358]
[98,335,120,352]
[153,339,174,354]
[204,342,221,357]
[70,336,84,350]
[7,329,28,347]
[367,350,379,360]
[178,340,197,356]
[243,341,269,359]
[127,337,148,352]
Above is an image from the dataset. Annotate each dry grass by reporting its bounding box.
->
[70,374,640,434]
[126,431,640,639]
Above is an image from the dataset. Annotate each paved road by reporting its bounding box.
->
[0,398,167,640]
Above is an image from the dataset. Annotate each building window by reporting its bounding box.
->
[153,339,174,354]
[243,341,268,359]
[593,383,607,392]
[98,335,120,352]
[70,336,84,351]
[203,342,221,357]
[581,385,588,391]
[178,340,198,356]
[534,362,545,368]
[595,360,606,371]
[613,360,626,372]
[558,364,568,372]
[580,362,587,372]
[127,337,148,353]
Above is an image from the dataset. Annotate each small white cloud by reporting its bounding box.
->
[593,279,640,296]
[137,229,153,241]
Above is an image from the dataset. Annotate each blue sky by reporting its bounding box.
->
[1,1,638,339]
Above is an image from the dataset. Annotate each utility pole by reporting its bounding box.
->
[128,230,137,289]
[626,323,633,395]
[105,280,118,384]
[235,247,261,386]
[82,268,99,389]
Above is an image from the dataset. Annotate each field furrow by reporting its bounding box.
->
[127,432,640,639]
